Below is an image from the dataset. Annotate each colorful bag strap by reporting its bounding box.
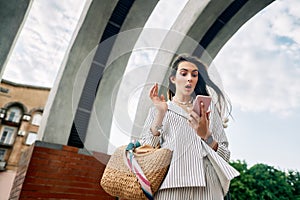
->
[125,141,154,200]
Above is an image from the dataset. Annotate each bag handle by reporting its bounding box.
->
[125,141,154,200]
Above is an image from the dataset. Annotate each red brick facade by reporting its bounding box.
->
[10,141,114,200]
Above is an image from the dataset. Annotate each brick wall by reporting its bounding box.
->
[15,141,114,200]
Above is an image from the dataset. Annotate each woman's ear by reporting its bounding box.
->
[170,76,175,84]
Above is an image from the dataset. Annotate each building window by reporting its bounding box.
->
[31,113,42,126]
[6,107,22,123]
[25,132,37,145]
[0,149,6,161]
[0,87,9,93]
[0,126,16,145]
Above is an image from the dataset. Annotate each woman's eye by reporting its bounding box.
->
[192,73,198,77]
[180,72,187,76]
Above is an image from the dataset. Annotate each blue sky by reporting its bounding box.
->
[2,0,300,171]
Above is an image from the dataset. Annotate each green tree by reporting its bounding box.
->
[229,160,298,200]
[247,164,293,200]
[229,160,257,199]
[287,170,300,199]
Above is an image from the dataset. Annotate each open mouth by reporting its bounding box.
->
[185,85,192,89]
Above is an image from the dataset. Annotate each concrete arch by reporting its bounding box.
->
[39,0,159,147]
[72,0,159,150]
[38,0,118,144]
[39,0,275,154]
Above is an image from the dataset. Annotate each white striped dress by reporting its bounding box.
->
[141,101,239,199]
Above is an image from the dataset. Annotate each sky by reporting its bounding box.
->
[2,0,300,171]
[214,0,300,171]
[2,0,86,87]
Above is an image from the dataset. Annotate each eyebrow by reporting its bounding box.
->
[179,68,198,72]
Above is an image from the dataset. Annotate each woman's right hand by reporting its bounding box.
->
[149,83,168,114]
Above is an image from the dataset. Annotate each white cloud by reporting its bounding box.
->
[214,0,300,117]
[267,0,300,45]
[3,0,86,87]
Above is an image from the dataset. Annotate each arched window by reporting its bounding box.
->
[6,107,22,123]
[31,113,42,126]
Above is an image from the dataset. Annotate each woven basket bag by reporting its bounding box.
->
[100,145,172,200]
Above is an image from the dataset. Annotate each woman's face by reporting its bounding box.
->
[171,61,199,97]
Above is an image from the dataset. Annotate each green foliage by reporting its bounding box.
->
[287,171,300,199]
[228,160,300,200]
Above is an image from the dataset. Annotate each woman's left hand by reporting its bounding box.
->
[188,102,210,139]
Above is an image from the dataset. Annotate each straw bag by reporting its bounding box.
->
[100,141,172,200]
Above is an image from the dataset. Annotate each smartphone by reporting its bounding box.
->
[192,95,212,116]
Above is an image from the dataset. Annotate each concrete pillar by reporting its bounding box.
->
[39,0,159,149]
[84,0,159,153]
[0,0,32,79]
[38,0,118,144]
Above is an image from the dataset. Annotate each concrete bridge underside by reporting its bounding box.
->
[1,0,274,154]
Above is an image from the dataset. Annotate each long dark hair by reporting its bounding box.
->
[168,54,231,117]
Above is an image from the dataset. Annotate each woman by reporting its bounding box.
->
[141,54,239,199]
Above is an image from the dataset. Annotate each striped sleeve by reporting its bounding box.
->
[210,106,231,162]
[140,107,161,147]
[216,142,230,162]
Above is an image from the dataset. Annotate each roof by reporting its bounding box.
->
[0,79,51,91]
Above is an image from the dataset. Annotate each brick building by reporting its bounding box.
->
[0,79,50,199]
[0,79,113,200]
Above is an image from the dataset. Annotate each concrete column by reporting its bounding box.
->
[38,0,118,144]
[84,0,159,153]
[39,0,160,148]
[0,0,32,79]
